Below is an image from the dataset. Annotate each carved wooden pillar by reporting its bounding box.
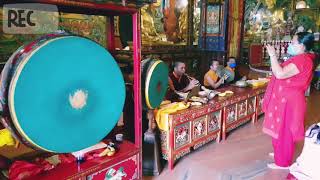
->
[187,0,195,47]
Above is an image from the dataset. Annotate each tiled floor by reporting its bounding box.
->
[143,90,320,180]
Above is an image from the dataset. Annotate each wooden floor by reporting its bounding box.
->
[143,89,320,180]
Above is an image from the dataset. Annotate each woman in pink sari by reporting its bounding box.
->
[262,32,316,169]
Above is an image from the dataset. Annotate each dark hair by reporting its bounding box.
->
[297,32,314,52]
[211,60,219,66]
[228,57,236,62]
[173,61,184,68]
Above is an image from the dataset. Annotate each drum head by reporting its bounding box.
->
[143,59,168,109]
[224,68,235,83]
[216,66,234,83]
[216,65,225,78]
[8,36,125,153]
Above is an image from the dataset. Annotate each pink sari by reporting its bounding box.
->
[262,53,315,142]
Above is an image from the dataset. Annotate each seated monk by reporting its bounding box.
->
[225,57,246,83]
[203,60,225,89]
[166,61,199,100]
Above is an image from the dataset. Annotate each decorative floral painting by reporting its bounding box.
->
[174,122,190,149]
[248,97,256,114]
[59,13,107,46]
[257,94,264,113]
[247,97,256,114]
[208,111,220,132]
[193,116,206,139]
[198,1,227,51]
[226,105,236,123]
[206,5,224,35]
[237,101,247,119]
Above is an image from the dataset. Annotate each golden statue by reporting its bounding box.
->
[163,0,179,42]
[272,9,284,25]
[141,6,162,43]
[177,6,188,43]
[140,0,188,44]
[264,0,276,9]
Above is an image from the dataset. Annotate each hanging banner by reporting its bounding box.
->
[227,0,244,58]
[198,0,228,51]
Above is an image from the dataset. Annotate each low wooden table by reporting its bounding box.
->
[159,85,266,170]
[29,141,140,180]
[218,86,266,140]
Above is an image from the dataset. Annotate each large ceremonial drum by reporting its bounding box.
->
[223,67,235,83]
[0,33,125,153]
[216,65,235,83]
[141,58,168,109]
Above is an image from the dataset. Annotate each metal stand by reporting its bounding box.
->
[142,110,163,176]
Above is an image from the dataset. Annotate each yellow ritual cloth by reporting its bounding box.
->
[155,102,190,131]
[0,129,16,147]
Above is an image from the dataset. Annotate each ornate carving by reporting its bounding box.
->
[247,97,256,114]
[172,104,212,125]
[160,130,168,150]
[158,86,267,169]
[193,135,217,150]
[193,116,207,140]
[174,122,190,149]
[208,110,221,132]
[257,93,265,114]
[87,155,138,180]
[162,153,168,160]
[174,148,191,160]
[226,104,236,124]
[227,117,251,133]
[237,100,247,119]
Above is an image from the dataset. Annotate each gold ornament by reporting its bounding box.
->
[272,9,284,24]
[265,0,276,9]
[141,6,161,42]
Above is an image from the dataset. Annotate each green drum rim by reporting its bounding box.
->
[145,60,168,109]
[8,36,125,153]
